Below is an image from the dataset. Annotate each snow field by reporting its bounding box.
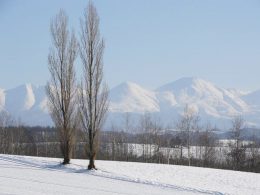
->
[0,154,260,195]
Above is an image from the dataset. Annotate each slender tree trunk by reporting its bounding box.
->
[62,142,71,164]
[88,153,96,169]
[88,135,96,169]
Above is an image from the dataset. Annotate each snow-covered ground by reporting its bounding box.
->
[0,154,259,195]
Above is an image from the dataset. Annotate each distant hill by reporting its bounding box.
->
[0,77,260,130]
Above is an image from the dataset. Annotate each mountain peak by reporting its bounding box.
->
[111,81,151,96]
[156,77,214,93]
[175,76,202,83]
[8,83,35,91]
[109,81,159,113]
[1,78,260,128]
[5,83,36,111]
[117,81,142,89]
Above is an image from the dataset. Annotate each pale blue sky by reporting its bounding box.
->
[0,0,260,91]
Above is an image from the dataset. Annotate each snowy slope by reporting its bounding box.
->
[243,90,260,108]
[0,154,259,195]
[157,77,249,116]
[227,88,249,97]
[5,84,36,113]
[109,82,159,113]
[155,77,251,127]
[3,84,51,126]
[240,90,260,126]
[1,77,260,128]
[31,85,48,113]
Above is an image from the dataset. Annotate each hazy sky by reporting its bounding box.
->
[0,0,260,91]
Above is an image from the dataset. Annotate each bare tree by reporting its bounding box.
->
[79,2,109,170]
[138,113,163,163]
[152,118,163,163]
[139,113,153,162]
[46,10,78,164]
[248,132,260,172]
[228,116,246,170]
[121,112,132,161]
[0,111,14,154]
[199,123,216,167]
[176,105,200,166]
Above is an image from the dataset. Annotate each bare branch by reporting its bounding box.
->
[46,10,78,164]
[79,1,109,170]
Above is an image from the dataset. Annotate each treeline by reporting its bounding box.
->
[1,114,260,173]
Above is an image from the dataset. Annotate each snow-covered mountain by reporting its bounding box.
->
[109,82,159,113]
[242,90,260,108]
[155,78,252,128]
[0,77,260,129]
[0,84,50,126]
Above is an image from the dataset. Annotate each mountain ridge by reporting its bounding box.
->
[0,77,260,129]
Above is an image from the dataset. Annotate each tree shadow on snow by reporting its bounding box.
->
[0,155,224,195]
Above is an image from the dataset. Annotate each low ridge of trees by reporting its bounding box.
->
[1,111,260,172]
[0,111,36,155]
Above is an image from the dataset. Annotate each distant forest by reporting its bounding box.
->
[1,123,260,173]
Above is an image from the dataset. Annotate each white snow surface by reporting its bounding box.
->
[0,154,259,195]
[109,82,159,113]
[1,77,260,127]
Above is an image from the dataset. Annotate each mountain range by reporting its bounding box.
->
[0,77,260,130]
